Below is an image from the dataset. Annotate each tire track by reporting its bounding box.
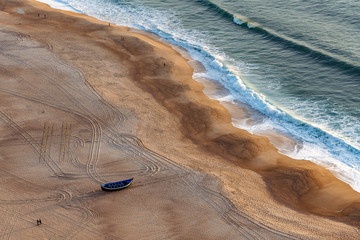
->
[36,40,127,126]
[0,34,108,238]
[0,87,104,183]
[0,33,300,239]
[0,110,64,177]
[1,50,126,185]
[0,53,109,185]
[0,70,297,239]
[181,174,297,239]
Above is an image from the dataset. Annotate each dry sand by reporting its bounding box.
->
[0,0,359,239]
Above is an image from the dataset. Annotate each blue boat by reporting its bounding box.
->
[101,178,134,191]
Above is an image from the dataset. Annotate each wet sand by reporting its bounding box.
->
[0,0,359,239]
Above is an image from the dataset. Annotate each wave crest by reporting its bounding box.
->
[197,0,360,74]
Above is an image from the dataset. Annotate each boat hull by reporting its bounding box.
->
[101,178,134,191]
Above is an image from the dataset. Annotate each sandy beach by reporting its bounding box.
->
[0,0,359,239]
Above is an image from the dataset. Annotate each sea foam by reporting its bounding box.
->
[35,0,81,13]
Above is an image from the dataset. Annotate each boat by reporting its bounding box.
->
[101,178,134,191]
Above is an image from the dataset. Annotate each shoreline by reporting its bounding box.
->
[0,0,359,238]
[30,0,360,194]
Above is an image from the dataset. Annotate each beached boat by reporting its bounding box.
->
[101,178,134,191]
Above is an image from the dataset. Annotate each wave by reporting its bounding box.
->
[197,59,360,192]
[189,45,360,193]
[195,0,360,75]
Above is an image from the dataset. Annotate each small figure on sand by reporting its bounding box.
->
[36,219,42,226]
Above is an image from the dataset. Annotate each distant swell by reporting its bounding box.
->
[196,0,360,76]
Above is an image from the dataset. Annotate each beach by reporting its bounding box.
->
[0,0,359,239]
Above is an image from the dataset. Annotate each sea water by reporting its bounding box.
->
[35,0,360,192]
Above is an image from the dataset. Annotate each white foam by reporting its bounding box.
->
[16,8,25,14]
[35,0,81,13]
[233,17,244,25]
[288,142,360,192]
[217,94,235,103]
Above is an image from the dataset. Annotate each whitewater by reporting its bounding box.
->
[34,0,360,192]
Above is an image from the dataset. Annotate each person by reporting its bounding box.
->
[39,219,42,225]
[36,219,39,226]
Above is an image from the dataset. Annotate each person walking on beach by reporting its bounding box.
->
[36,219,42,225]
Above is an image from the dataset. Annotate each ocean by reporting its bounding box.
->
[35,0,360,192]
